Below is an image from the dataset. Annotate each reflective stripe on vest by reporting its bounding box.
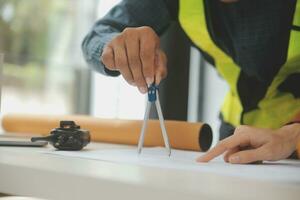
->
[179,0,300,129]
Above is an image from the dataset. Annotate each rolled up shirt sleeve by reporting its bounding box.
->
[81,0,173,76]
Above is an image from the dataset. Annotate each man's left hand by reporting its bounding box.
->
[197,124,300,164]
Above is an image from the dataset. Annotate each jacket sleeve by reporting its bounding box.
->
[81,0,173,76]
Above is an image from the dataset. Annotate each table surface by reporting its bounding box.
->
[0,135,299,200]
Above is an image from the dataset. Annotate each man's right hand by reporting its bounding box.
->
[101,26,167,94]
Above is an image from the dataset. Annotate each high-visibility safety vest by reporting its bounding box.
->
[179,0,300,129]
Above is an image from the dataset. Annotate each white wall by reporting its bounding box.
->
[91,0,146,120]
[91,74,146,119]
[187,48,229,147]
[202,61,229,146]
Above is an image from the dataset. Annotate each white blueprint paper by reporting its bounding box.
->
[47,147,300,183]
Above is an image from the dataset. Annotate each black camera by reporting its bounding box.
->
[31,121,90,150]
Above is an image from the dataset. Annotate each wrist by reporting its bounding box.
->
[287,123,300,142]
[279,123,300,147]
[294,123,300,143]
[285,123,300,159]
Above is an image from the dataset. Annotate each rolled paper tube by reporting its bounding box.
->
[298,142,300,159]
[1,114,213,151]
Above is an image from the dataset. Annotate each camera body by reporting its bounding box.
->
[32,121,90,150]
[50,121,90,150]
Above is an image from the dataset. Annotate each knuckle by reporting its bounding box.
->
[242,125,251,129]
[123,27,133,34]
[235,125,249,134]
[139,26,154,33]
[112,35,124,44]
[234,126,243,134]
[123,28,136,39]
[161,51,167,62]
[101,51,112,63]
[238,125,248,130]
[101,54,107,64]
[145,30,157,39]
[139,26,159,42]
[147,33,159,43]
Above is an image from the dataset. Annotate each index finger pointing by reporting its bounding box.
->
[196,142,228,162]
[197,133,250,162]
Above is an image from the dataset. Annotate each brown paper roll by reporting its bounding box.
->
[298,142,300,159]
[1,114,213,151]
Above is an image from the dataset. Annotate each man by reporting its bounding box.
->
[82,0,300,164]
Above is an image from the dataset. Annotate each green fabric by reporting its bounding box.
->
[179,0,300,129]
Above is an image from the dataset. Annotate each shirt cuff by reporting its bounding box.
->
[83,32,120,77]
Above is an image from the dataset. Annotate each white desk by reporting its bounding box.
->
[0,140,299,200]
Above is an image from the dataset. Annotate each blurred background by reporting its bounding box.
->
[0,0,228,144]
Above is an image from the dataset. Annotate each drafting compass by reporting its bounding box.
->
[137,83,171,156]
